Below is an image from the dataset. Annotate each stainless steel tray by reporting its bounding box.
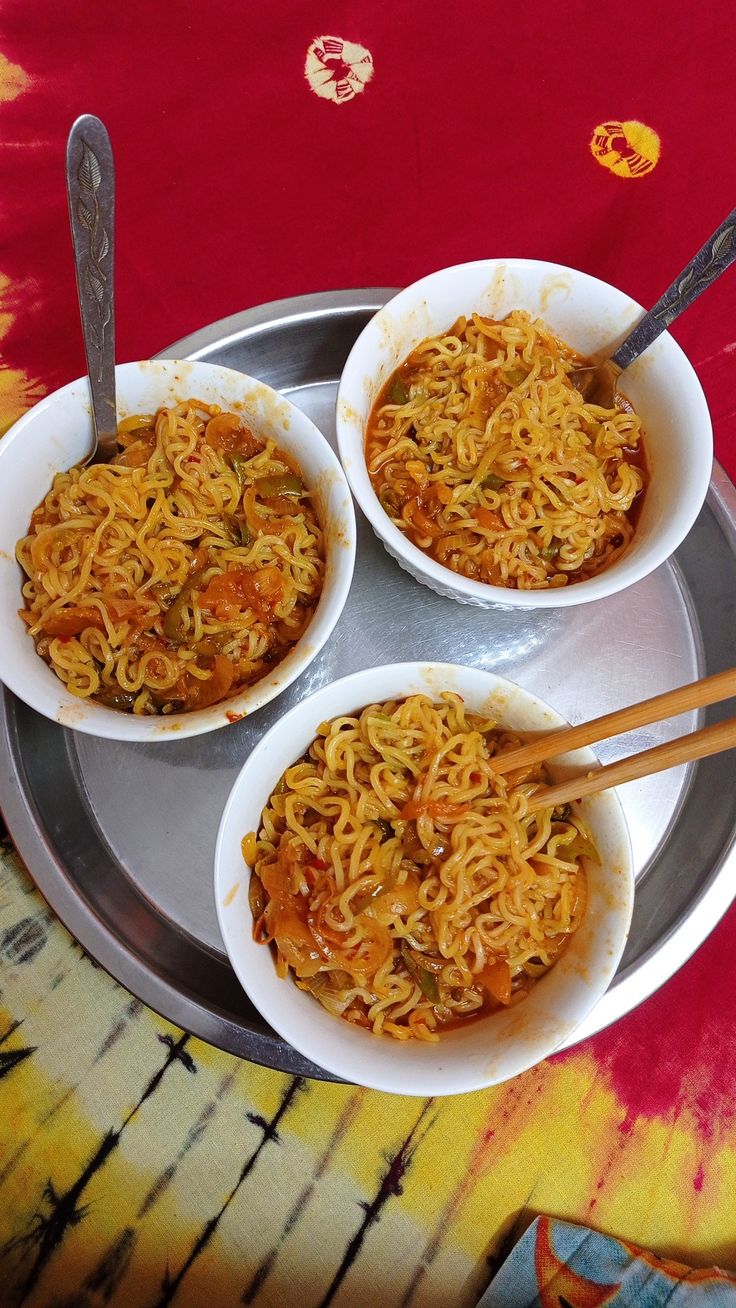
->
[2,289,736,1083]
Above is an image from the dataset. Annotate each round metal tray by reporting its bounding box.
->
[2,289,735,1082]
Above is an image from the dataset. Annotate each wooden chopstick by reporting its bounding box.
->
[491,667,736,776]
[527,715,736,811]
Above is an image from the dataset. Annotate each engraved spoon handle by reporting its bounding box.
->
[66,115,117,462]
[611,207,736,372]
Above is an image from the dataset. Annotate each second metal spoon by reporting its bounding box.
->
[66,113,118,463]
[571,207,736,407]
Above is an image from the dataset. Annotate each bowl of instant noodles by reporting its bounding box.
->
[336,259,712,609]
[215,662,634,1095]
[0,359,356,741]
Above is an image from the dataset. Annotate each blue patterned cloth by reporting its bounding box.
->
[478,1216,736,1307]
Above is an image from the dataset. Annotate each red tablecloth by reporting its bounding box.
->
[1,0,735,484]
[1,5,736,1305]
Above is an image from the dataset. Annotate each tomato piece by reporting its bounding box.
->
[153,655,235,712]
[479,959,512,1006]
[200,566,283,620]
[200,568,248,618]
[44,597,151,638]
[473,507,505,532]
[407,501,442,538]
[430,481,453,506]
[204,414,260,458]
[43,607,105,636]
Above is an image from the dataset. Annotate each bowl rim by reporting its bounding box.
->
[335,256,713,610]
[0,358,357,741]
[214,660,635,1095]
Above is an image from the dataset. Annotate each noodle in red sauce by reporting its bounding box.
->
[16,401,324,713]
[245,692,591,1042]
[366,311,646,589]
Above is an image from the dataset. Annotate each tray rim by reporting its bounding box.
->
[1,288,735,1074]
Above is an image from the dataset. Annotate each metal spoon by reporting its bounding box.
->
[570,207,736,407]
[66,114,118,463]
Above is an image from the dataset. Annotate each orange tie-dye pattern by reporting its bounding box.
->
[0,51,28,103]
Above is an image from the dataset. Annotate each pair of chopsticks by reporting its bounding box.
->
[490,668,736,812]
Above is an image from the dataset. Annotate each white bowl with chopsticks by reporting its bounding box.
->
[215,662,635,1096]
[336,258,713,609]
[0,359,356,741]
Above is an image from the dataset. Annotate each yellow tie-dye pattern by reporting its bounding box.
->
[0,56,44,435]
[1,841,736,1308]
[0,366,45,436]
[0,274,45,435]
[590,119,661,178]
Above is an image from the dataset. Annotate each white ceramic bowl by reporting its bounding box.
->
[336,258,713,609]
[0,359,356,741]
[215,662,634,1096]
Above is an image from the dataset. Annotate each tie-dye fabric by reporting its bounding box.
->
[3,834,736,1307]
[479,1217,736,1307]
[2,4,736,1307]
